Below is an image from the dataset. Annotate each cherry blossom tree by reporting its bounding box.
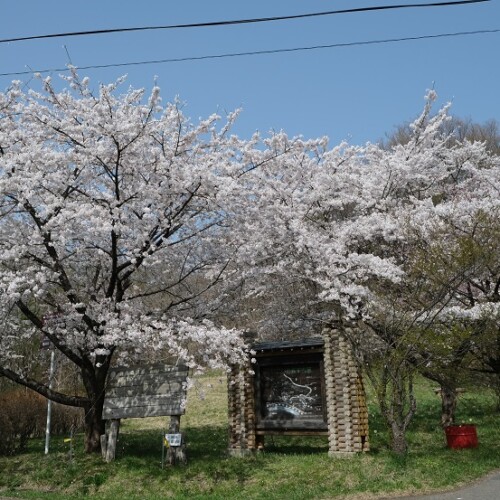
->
[374,105,500,425]
[2,72,497,457]
[231,91,498,453]
[405,151,500,414]
[0,72,249,453]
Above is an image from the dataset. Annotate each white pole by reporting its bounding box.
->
[44,349,56,455]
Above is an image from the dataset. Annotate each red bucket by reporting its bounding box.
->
[444,424,478,449]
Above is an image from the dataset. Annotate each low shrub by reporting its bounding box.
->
[0,388,84,455]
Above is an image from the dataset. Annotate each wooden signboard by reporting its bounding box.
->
[103,364,189,420]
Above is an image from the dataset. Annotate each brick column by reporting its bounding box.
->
[227,360,256,456]
[323,325,369,457]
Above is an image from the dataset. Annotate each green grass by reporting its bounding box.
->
[0,374,499,500]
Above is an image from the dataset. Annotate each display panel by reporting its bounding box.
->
[256,356,327,430]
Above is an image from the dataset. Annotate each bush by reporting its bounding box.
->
[0,389,84,455]
[51,400,85,437]
[0,410,15,456]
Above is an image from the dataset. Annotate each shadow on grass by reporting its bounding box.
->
[262,435,329,455]
[117,425,333,463]
[110,425,232,479]
[112,424,332,490]
[108,425,269,495]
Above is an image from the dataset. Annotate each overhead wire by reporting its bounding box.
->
[0,0,490,44]
[0,28,498,78]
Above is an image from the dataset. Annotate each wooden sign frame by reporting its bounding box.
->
[101,363,188,462]
[103,364,188,420]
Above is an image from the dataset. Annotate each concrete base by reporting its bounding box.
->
[328,451,357,459]
[227,448,256,457]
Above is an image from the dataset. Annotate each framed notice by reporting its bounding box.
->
[255,353,327,431]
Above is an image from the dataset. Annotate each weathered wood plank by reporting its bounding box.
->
[103,394,185,409]
[103,405,185,419]
[106,371,187,386]
[107,364,188,379]
[106,380,185,397]
[255,429,329,436]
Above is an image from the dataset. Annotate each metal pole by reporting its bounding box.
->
[161,430,165,469]
[69,428,74,462]
[44,349,56,455]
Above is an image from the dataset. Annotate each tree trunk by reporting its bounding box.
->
[439,384,457,427]
[83,402,106,453]
[370,359,416,456]
[81,362,109,453]
[390,424,408,455]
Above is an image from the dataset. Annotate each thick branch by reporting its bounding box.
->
[0,366,89,408]
[16,299,84,366]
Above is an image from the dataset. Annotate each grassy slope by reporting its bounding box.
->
[0,374,498,500]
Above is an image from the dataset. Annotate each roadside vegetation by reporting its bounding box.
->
[0,373,498,500]
[1,72,499,499]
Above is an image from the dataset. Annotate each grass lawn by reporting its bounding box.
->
[0,373,498,499]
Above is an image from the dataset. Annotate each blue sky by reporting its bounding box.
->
[1,0,498,145]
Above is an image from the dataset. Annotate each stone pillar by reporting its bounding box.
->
[227,360,256,456]
[323,325,369,457]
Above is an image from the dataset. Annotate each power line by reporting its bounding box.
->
[0,0,490,45]
[1,28,498,78]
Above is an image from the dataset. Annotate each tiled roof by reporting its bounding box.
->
[252,337,324,352]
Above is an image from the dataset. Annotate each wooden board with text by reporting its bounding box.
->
[103,364,188,420]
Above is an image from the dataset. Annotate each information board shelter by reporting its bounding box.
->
[228,327,369,457]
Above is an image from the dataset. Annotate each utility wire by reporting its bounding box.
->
[1,28,498,78]
[0,0,490,44]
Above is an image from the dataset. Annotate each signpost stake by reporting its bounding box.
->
[44,349,56,455]
[161,430,165,469]
[105,419,120,462]
[69,428,74,462]
[100,434,108,460]
[165,415,186,465]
